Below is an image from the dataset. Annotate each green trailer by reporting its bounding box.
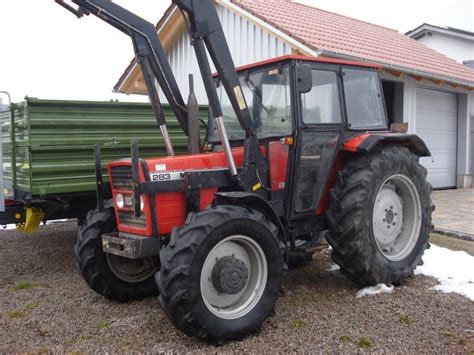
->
[1,97,206,230]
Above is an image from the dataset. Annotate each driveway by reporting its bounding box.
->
[431,188,474,240]
[0,223,473,353]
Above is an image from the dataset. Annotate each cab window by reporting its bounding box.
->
[343,69,387,130]
[301,70,342,124]
[210,67,292,142]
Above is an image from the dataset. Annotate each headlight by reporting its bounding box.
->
[140,195,145,212]
[115,193,124,209]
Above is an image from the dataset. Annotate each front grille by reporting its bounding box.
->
[110,165,134,190]
[117,210,147,229]
[111,165,147,230]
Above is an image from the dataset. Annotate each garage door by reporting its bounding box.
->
[416,88,458,188]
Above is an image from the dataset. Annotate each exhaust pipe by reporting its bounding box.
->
[187,74,200,154]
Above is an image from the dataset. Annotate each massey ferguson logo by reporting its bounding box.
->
[150,171,186,182]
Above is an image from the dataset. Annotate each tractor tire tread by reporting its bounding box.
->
[157,205,285,343]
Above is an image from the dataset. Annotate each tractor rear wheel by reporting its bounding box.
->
[75,200,159,301]
[326,146,433,286]
[157,205,286,343]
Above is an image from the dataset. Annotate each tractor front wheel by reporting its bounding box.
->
[157,205,285,343]
[326,146,433,286]
[75,200,159,301]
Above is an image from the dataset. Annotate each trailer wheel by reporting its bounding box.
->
[157,205,285,343]
[75,200,158,301]
[326,146,433,286]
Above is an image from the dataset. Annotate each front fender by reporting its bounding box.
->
[343,132,431,157]
[214,191,287,245]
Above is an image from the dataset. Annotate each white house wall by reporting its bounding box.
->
[416,34,474,64]
[165,4,292,104]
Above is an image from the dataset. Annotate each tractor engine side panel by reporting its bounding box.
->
[147,149,245,234]
[108,148,247,236]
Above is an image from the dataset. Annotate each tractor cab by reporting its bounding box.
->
[212,55,387,143]
[209,55,388,218]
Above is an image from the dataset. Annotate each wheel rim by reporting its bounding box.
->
[106,254,158,283]
[372,174,422,262]
[200,235,268,320]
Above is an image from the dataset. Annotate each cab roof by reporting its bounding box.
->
[213,54,381,77]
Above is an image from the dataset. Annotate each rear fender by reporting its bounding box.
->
[214,191,287,245]
[343,132,431,157]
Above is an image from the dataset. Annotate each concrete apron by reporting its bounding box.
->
[431,188,474,241]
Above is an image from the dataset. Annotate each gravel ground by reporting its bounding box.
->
[1,222,473,353]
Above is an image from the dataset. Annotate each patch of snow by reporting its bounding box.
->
[356,284,394,298]
[415,244,474,301]
[326,264,340,272]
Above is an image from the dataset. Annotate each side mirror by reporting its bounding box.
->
[296,64,312,93]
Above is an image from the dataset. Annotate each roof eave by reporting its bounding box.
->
[317,49,474,88]
[406,24,474,42]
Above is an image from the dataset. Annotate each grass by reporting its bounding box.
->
[339,335,352,343]
[289,319,306,329]
[25,302,38,310]
[120,339,133,347]
[7,310,25,319]
[13,281,34,291]
[399,315,411,325]
[442,332,454,345]
[97,320,110,329]
[358,336,373,349]
[442,332,453,338]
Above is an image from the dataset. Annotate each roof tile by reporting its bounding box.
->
[232,0,474,85]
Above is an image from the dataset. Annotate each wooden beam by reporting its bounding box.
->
[409,74,423,81]
[429,79,442,85]
[133,80,147,93]
[159,10,185,52]
[448,83,459,89]
[292,48,306,56]
[122,65,142,95]
[385,69,403,78]
[121,9,186,95]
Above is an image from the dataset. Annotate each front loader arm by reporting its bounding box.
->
[55,0,189,142]
[57,0,268,193]
[174,0,269,191]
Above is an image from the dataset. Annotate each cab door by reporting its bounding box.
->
[290,67,344,218]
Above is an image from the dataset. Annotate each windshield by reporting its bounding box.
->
[209,66,292,142]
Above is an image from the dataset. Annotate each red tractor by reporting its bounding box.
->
[57,0,433,343]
